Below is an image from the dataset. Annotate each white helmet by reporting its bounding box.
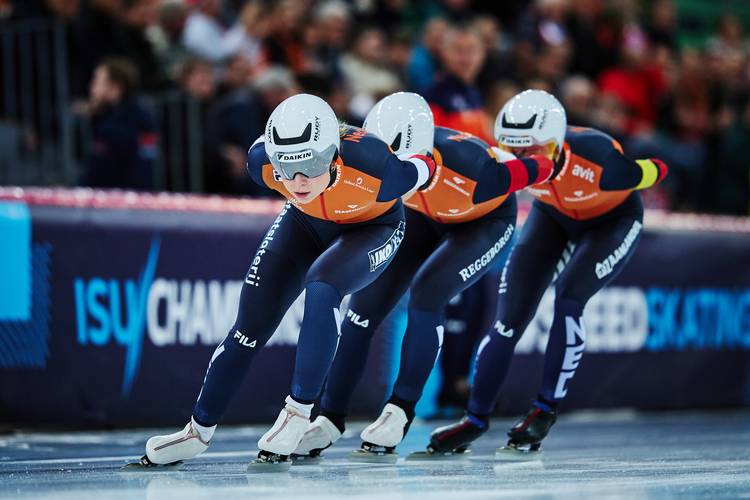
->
[264,93,339,179]
[494,89,567,159]
[364,92,434,156]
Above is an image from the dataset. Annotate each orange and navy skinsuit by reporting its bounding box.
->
[528,126,668,221]
[249,125,434,224]
[469,126,669,419]
[192,126,434,426]
[318,126,555,423]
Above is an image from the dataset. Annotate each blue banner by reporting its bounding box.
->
[1,198,749,427]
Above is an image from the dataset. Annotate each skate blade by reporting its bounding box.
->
[120,456,183,471]
[289,454,323,465]
[348,448,398,464]
[405,449,471,461]
[495,446,542,461]
[246,458,292,473]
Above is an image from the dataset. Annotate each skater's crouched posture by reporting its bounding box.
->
[293,92,556,462]
[140,94,436,470]
[428,90,668,459]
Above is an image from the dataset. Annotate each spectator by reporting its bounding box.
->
[340,27,402,121]
[78,58,156,190]
[388,29,413,86]
[205,54,259,194]
[158,56,217,191]
[560,75,596,127]
[517,0,571,48]
[181,0,235,63]
[598,26,667,134]
[425,25,492,143]
[263,0,307,72]
[707,14,747,56]
[299,0,350,78]
[147,0,191,82]
[118,0,162,90]
[407,17,448,94]
[3,0,750,215]
[535,43,572,90]
[223,0,269,74]
[180,57,217,102]
[473,15,514,97]
[646,0,678,53]
[717,98,750,215]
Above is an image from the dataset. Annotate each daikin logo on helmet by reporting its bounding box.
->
[277,150,313,163]
[499,136,534,147]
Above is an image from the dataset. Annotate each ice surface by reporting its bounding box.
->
[1,411,749,500]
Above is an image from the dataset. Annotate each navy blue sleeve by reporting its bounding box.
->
[339,130,426,202]
[598,149,643,191]
[473,156,512,204]
[567,128,666,191]
[245,136,269,188]
[376,155,422,201]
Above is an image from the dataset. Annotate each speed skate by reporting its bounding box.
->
[495,442,543,461]
[405,447,472,461]
[247,397,311,473]
[120,456,184,471]
[348,403,410,464]
[122,419,212,470]
[290,416,343,465]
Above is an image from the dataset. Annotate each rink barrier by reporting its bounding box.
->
[0,188,749,427]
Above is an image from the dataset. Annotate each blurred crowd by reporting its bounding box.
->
[3,0,750,214]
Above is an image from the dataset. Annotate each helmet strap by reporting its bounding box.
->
[326,151,340,188]
[551,145,567,180]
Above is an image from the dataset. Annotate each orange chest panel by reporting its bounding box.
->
[404,164,507,223]
[527,152,630,220]
[262,163,395,223]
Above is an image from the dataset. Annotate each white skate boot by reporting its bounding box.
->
[247,396,312,473]
[291,416,342,463]
[124,418,214,469]
[350,403,410,464]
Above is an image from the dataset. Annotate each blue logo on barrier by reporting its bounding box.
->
[646,287,750,351]
[74,237,161,397]
[0,202,52,369]
[0,202,31,321]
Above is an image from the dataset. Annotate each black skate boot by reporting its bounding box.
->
[496,402,557,461]
[406,413,488,461]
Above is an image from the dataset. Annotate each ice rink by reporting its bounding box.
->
[1,410,749,500]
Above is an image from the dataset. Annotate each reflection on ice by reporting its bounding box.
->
[1,410,748,500]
